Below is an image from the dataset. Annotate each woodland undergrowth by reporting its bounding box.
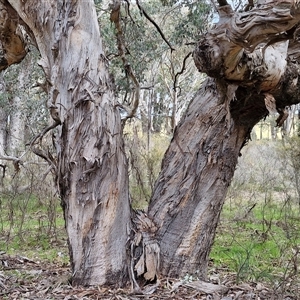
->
[0,124,300,296]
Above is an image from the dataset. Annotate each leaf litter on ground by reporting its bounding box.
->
[0,252,299,299]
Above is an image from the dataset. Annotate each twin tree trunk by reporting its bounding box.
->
[2,0,300,287]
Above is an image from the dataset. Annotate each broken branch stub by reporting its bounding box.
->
[264,93,289,127]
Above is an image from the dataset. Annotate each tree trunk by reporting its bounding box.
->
[8,95,24,156]
[8,68,25,156]
[148,79,253,278]
[5,0,131,286]
[148,0,300,279]
[7,63,27,156]
[0,108,7,156]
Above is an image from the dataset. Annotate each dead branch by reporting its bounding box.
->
[136,0,175,52]
[276,107,289,127]
[124,0,135,24]
[31,80,48,93]
[110,0,140,121]
[173,52,192,92]
[31,147,56,171]
[0,154,23,175]
[0,154,21,163]
[27,120,60,147]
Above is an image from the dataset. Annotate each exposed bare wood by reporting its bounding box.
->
[132,211,160,284]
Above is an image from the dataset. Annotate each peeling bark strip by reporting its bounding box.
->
[4,0,131,286]
[131,211,160,284]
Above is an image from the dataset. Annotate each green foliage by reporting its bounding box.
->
[97,0,211,132]
[170,1,211,44]
[211,200,300,284]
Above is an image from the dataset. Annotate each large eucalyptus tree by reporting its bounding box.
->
[1,0,300,288]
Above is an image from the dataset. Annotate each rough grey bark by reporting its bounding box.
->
[148,0,300,278]
[148,80,252,277]
[1,0,132,286]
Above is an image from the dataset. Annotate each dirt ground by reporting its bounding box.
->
[0,253,298,300]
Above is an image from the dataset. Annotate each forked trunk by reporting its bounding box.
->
[3,0,300,288]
